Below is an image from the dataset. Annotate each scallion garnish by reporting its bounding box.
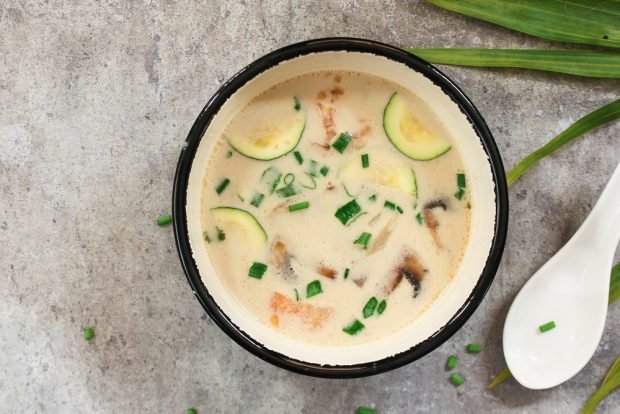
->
[276,185,297,198]
[248,262,267,279]
[294,96,301,111]
[539,321,556,333]
[186,408,197,414]
[344,268,350,280]
[377,299,387,314]
[307,160,319,177]
[216,226,225,241]
[331,132,352,153]
[361,153,369,168]
[250,192,265,208]
[342,183,359,198]
[156,214,172,226]
[300,173,317,189]
[457,173,466,188]
[288,201,309,212]
[362,297,378,318]
[384,200,403,213]
[294,288,300,301]
[368,194,377,202]
[294,151,303,165]
[450,373,465,387]
[396,205,404,214]
[83,326,94,340]
[237,193,245,202]
[261,166,282,194]
[335,199,363,225]
[319,165,329,176]
[342,319,365,335]
[416,212,423,225]
[353,232,372,249]
[202,231,211,243]
[283,173,295,186]
[226,150,233,158]
[446,355,458,370]
[306,280,322,298]
[356,408,375,414]
[467,343,482,353]
[454,187,465,200]
[215,178,230,195]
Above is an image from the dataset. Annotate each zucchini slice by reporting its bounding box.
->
[211,207,268,245]
[227,97,305,160]
[339,151,417,197]
[383,92,451,161]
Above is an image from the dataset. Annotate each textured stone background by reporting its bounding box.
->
[1,1,619,413]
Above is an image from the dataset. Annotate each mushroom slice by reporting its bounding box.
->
[423,199,447,248]
[317,264,337,279]
[384,250,428,297]
[367,217,396,255]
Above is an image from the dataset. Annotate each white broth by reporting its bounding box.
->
[199,70,470,346]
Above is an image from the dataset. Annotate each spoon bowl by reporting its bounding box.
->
[503,162,620,389]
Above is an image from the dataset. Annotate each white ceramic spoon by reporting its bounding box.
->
[503,162,620,390]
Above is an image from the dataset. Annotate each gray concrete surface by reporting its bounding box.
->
[1,1,619,412]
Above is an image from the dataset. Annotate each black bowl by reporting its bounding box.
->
[172,37,508,378]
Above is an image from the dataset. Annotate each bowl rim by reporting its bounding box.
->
[172,37,509,378]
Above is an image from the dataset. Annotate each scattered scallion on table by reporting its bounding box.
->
[331,132,352,153]
[362,297,378,318]
[186,408,197,414]
[356,407,375,414]
[539,321,556,333]
[248,262,267,279]
[353,232,372,249]
[156,214,172,226]
[446,355,458,370]
[582,356,620,414]
[83,327,94,341]
[288,201,309,212]
[361,153,369,168]
[450,373,465,387]
[467,343,482,353]
[306,280,323,298]
[343,319,365,335]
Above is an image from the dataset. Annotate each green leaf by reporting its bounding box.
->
[426,0,620,49]
[406,49,620,78]
[582,356,620,414]
[507,99,620,187]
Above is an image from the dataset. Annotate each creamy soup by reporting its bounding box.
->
[199,71,470,346]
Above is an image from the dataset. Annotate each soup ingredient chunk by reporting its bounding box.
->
[339,151,417,196]
[383,92,451,161]
[211,207,267,245]
[270,292,333,328]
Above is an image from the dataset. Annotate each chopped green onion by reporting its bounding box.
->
[83,327,94,340]
[156,214,172,226]
[384,200,403,213]
[344,268,350,280]
[260,166,282,194]
[294,288,300,301]
[416,212,423,224]
[331,132,352,153]
[361,153,369,168]
[539,321,556,333]
[362,297,378,318]
[307,160,320,177]
[306,280,323,298]
[396,205,404,214]
[288,201,309,212]
[216,226,225,241]
[237,193,245,202]
[202,231,211,243]
[276,185,297,198]
[467,343,482,353]
[450,373,465,387]
[356,408,375,414]
[353,232,372,249]
[294,96,301,111]
[342,183,359,198]
[300,173,317,189]
[250,192,265,208]
[368,194,377,202]
[293,151,303,164]
[226,150,233,159]
[335,199,363,225]
[454,187,465,200]
[215,178,230,195]
[377,299,387,314]
[248,262,267,279]
[319,165,329,176]
[186,409,197,414]
[446,355,458,370]
[457,173,466,188]
[342,319,365,335]
[283,173,295,186]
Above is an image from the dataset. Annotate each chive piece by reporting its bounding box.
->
[539,321,556,333]
[342,183,359,198]
[361,153,369,168]
[344,268,350,280]
[467,343,482,353]
[446,355,458,370]
[216,226,225,241]
[306,280,322,298]
[416,212,423,224]
[288,201,309,212]
[342,319,365,335]
[250,192,265,208]
[156,214,172,226]
[293,151,303,165]
[376,299,387,314]
[356,408,375,414]
[202,231,211,243]
[293,96,301,111]
[215,178,230,195]
[335,199,363,225]
[226,150,233,159]
[260,166,282,194]
[83,327,94,341]
[331,132,352,153]
[384,200,403,213]
[450,373,465,387]
[294,288,300,301]
[353,232,372,249]
[319,165,329,177]
[454,187,465,200]
[237,193,244,202]
[186,409,197,414]
[396,205,404,214]
[300,173,317,189]
[283,173,295,186]
[307,160,319,177]
[248,262,267,279]
[362,297,378,318]
[276,186,297,198]
[368,194,377,202]
[457,173,466,188]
